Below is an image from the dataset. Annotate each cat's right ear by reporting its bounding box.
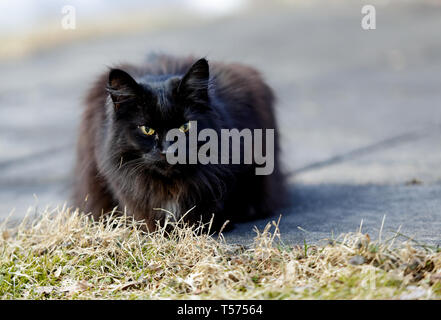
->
[106,69,140,110]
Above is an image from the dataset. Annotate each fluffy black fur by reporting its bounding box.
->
[72,54,286,231]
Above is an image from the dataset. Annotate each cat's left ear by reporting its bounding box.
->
[106,69,140,110]
[178,58,209,103]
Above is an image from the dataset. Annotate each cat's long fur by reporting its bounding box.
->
[72,54,286,231]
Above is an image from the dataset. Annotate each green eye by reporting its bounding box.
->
[179,122,191,133]
[139,125,155,136]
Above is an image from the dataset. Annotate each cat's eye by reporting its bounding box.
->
[139,125,155,136]
[179,122,191,133]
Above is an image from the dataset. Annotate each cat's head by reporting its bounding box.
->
[104,58,218,176]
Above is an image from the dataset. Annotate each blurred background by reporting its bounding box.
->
[0,0,440,243]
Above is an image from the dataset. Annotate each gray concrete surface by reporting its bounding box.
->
[0,1,440,245]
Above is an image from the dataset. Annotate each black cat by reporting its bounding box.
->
[72,54,286,231]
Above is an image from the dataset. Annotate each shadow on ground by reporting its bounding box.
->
[224,182,441,246]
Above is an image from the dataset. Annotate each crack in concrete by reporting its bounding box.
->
[0,143,73,172]
[289,125,441,177]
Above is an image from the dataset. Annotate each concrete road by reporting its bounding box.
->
[0,1,440,245]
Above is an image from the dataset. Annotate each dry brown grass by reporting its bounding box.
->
[1,206,441,299]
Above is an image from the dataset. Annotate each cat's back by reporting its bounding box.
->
[142,54,276,129]
[148,54,274,105]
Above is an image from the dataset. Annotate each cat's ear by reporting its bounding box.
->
[178,58,209,103]
[106,69,140,110]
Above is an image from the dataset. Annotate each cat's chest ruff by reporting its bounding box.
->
[158,200,181,220]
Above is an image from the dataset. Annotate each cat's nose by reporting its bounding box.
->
[160,140,174,159]
[159,150,167,159]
